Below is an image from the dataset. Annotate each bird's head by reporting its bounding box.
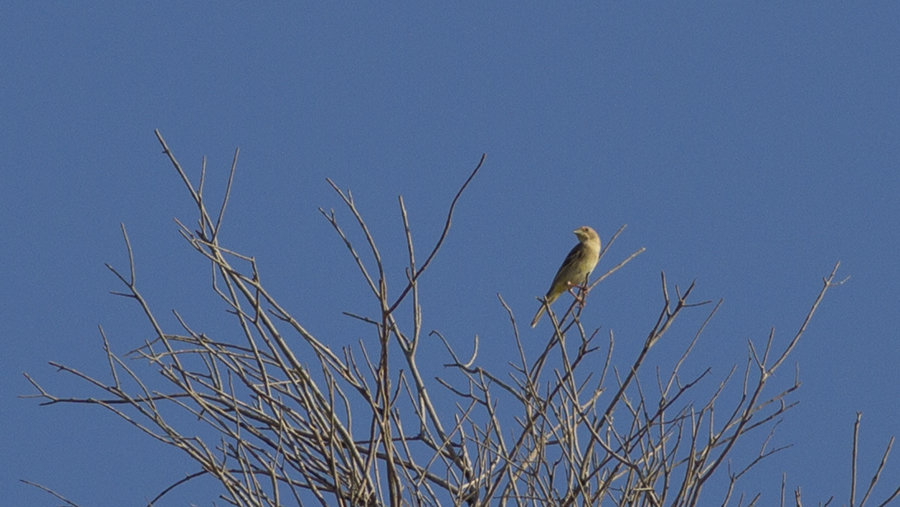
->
[573,226,599,243]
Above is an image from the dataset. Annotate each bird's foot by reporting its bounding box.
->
[566,282,590,307]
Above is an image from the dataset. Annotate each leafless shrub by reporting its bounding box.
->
[23,132,899,507]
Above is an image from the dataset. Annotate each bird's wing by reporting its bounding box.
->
[546,243,585,295]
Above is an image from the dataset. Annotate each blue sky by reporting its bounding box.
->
[3,3,899,505]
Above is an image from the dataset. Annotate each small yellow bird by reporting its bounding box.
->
[531,226,601,328]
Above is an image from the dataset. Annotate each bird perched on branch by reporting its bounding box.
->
[531,226,601,328]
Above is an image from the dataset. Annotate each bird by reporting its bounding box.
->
[530,226,601,328]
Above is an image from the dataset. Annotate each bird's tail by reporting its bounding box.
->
[530,303,547,328]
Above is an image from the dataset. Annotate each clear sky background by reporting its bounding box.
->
[2,3,899,506]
